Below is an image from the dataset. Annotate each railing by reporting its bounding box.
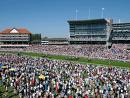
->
[69,38,107,41]
[112,37,130,40]
[0,38,29,41]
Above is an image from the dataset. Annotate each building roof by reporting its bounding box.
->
[0,28,32,34]
[68,19,108,24]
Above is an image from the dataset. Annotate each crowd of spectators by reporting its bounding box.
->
[0,53,130,98]
[0,44,130,61]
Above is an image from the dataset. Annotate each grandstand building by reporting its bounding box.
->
[0,28,32,47]
[111,23,130,44]
[68,19,112,44]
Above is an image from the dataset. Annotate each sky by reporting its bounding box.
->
[0,0,130,38]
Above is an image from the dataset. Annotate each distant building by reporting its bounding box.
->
[68,19,112,45]
[42,38,69,45]
[0,28,31,47]
[31,33,41,44]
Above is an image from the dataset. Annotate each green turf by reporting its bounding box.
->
[2,51,128,68]
[0,85,19,98]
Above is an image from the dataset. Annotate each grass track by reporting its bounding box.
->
[1,51,129,68]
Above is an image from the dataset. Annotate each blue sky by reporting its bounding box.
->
[0,0,130,38]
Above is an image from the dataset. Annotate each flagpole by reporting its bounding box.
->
[101,8,104,18]
[76,9,78,20]
[119,19,121,23]
[88,8,90,19]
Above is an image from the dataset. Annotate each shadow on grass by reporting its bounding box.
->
[0,85,19,98]
[0,86,6,97]
[8,93,19,98]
